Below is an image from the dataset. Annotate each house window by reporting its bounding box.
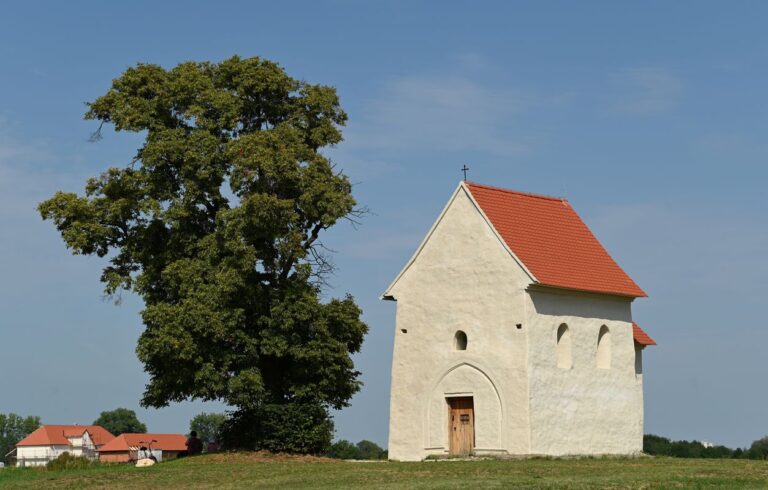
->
[634,342,643,375]
[454,330,468,351]
[596,325,611,369]
[556,323,572,369]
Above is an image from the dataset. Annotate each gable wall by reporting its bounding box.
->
[387,188,533,461]
[525,289,643,455]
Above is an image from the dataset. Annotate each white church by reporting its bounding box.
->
[382,181,655,461]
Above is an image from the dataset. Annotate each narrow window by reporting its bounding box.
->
[596,325,611,369]
[634,342,643,375]
[454,330,467,351]
[556,324,572,369]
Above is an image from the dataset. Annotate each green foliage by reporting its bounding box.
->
[326,439,359,459]
[46,452,94,471]
[355,440,387,460]
[0,413,40,464]
[325,439,387,460]
[644,434,734,459]
[93,408,147,436]
[189,412,226,446]
[643,434,672,456]
[221,402,333,454]
[38,55,368,452]
[703,445,735,459]
[747,436,768,460]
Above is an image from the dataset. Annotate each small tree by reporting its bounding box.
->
[0,414,40,464]
[748,436,768,460]
[326,440,358,459]
[189,412,226,446]
[355,440,386,460]
[93,408,147,436]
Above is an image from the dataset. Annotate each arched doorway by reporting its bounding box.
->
[426,363,503,453]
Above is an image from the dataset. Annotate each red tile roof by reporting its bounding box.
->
[97,433,187,452]
[633,322,656,346]
[16,425,115,447]
[465,182,646,298]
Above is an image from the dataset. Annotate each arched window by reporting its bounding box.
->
[556,324,572,369]
[454,330,467,351]
[596,325,611,369]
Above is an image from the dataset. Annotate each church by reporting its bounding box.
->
[382,181,655,461]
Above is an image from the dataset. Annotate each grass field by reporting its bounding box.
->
[1,452,767,489]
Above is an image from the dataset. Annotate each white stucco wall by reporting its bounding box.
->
[386,187,532,461]
[16,445,70,467]
[526,289,643,456]
[385,184,645,460]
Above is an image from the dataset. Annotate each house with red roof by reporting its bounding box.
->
[97,433,187,463]
[13,425,115,466]
[383,181,656,461]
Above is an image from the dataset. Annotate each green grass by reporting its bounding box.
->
[2,453,768,489]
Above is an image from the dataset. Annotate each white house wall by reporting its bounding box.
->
[16,445,70,467]
[387,188,532,461]
[525,289,643,455]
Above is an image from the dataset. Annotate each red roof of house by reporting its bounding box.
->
[633,322,656,346]
[16,425,115,447]
[97,433,187,452]
[465,182,646,298]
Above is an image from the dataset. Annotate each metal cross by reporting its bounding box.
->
[461,165,469,181]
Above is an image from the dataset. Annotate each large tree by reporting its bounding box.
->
[93,408,147,436]
[39,56,368,453]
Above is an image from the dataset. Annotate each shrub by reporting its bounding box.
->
[703,445,733,459]
[643,434,672,456]
[326,439,387,460]
[46,452,94,471]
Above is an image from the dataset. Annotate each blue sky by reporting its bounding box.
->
[1,1,767,448]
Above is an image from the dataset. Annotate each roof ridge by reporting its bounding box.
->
[465,181,567,203]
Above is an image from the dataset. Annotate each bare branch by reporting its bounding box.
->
[307,242,336,287]
[344,205,370,229]
[88,121,105,143]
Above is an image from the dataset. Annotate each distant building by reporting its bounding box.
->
[97,433,187,463]
[383,181,656,461]
[14,425,115,466]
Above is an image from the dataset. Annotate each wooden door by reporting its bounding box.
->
[448,397,474,456]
